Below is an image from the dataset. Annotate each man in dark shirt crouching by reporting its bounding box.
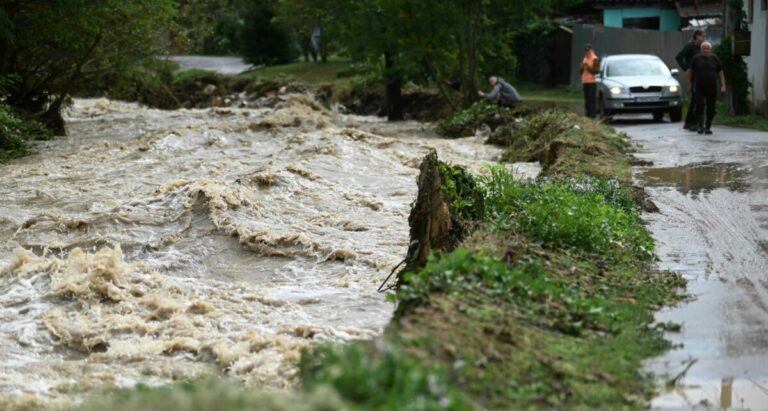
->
[687,41,726,135]
[478,76,522,108]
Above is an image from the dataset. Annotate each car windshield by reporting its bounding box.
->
[606,59,670,77]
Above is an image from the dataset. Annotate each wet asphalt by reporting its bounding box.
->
[617,115,768,410]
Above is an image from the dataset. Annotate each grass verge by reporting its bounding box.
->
[713,101,768,131]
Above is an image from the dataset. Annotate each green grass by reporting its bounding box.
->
[517,83,582,103]
[300,163,683,410]
[239,59,356,85]
[713,101,768,131]
[60,377,346,411]
[479,168,653,260]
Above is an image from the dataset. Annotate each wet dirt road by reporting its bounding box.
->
[619,118,768,410]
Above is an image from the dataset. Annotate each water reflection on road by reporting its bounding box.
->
[620,118,768,410]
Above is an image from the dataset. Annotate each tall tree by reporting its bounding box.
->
[0,0,176,134]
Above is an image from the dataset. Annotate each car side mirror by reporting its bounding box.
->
[670,68,680,76]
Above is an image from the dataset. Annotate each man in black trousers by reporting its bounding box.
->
[687,41,726,135]
[676,29,706,130]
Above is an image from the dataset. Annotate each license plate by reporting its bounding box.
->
[635,97,658,103]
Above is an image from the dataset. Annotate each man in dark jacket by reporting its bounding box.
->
[478,76,522,107]
[676,29,706,130]
[687,41,726,135]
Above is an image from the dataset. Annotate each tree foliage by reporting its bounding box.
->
[0,0,176,134]
[237,0,298,65]
[322,0,578,118]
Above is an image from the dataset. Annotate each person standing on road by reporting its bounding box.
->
[676,29,706,130]
[580,44,600,118]
[686,41,725,135]
[478,76,522,108]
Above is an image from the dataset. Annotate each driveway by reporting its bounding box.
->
[618,118,768,410]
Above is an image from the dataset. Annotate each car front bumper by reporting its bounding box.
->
[605,95,682,112]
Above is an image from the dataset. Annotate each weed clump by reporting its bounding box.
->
[0,104,49,162]
[436,101,520,138]
[397,249,612,335]
[480,166,654,260]
[499,110,632,180]
[300,343,470,410]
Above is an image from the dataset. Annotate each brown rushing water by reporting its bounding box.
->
[618,119,768,410]
[0,96,507,409]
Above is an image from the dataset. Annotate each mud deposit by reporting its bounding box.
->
[0,96,502,409]
[621,120,768,410]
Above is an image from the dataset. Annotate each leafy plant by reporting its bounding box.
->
[300,343,470,410]
[479,166,654,260]
[397,249,612,335]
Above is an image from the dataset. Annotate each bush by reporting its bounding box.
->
[436,101,520,138]
[479,166,654,260]
[238,2,298,65]
[0,103,49,161]
[300,343,470,411]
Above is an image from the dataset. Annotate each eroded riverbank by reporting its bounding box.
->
[0,96,503,409]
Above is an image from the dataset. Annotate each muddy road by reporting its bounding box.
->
[0,96,505,409]
[621,119,768,410]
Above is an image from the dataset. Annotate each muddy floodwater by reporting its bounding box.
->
[0,96,505,409]
[621,119,768,410]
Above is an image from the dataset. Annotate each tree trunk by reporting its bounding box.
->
[464,0,479,107]
[399,150,454,284]
[384,51,404,121]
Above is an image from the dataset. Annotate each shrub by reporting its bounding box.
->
[479,166,654,261]
[300,343,470,410]
[0,103,49,161]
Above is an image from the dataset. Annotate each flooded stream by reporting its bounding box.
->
[622,120,768,410]
[0,96,503,409]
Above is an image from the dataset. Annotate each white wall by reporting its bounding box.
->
[745,0,768,114]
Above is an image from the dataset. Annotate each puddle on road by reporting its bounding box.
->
[636,163,753,194]
[653,376,768,410]
[628,130,768,409]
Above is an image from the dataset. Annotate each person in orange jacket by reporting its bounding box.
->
[580,43,600,118]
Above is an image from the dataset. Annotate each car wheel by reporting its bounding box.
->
[669,107,683,122]
[598,95,611,122]
[652,111,665,122]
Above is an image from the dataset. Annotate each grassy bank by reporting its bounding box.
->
[239,59,356,86]
[713,101,768,131]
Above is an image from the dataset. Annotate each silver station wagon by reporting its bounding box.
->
[596,54,683,122]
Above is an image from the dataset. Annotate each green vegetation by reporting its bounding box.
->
[241,59,356,85]
[0,1,176,134]
[299,163,683,410]
[480,170,653,260]
[301,344,470,410]
[715,36,750,116]
[62,377,346,411]
[714,101,768,131]
[0,104,48,163]
[439,103,632,181]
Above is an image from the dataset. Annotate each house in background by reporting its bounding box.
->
[744,0,768,114]
[585,0,682,31]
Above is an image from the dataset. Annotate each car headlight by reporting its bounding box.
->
[609,87,623,95]
[668,85,679,93]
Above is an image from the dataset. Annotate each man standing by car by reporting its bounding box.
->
[687,41,726,135]
[580,44,600,118]
[676,29,706,130]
